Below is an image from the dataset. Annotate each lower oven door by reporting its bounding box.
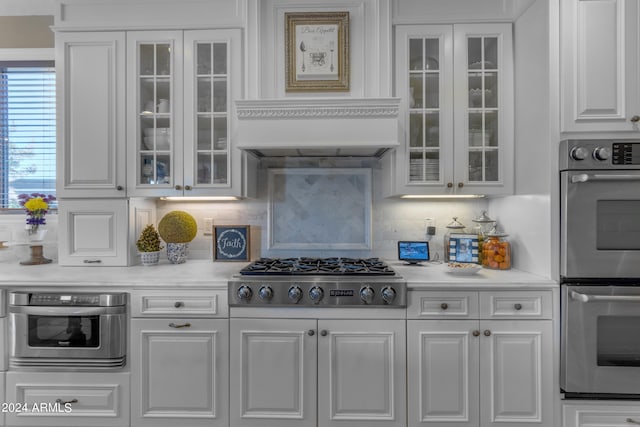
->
[9,305,126,368]
[562,284,640,396]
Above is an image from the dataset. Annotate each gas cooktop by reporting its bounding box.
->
[239,257,396,276]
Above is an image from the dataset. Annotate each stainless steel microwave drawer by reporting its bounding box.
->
[130,290,228,318]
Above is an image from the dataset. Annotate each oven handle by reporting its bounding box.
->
[571,173,640,183]
[570,290,640,303]
[8,306,124,316]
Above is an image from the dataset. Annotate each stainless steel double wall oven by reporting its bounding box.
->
[560,139,640,398]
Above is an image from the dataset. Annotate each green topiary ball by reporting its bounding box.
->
[158,211,198,243]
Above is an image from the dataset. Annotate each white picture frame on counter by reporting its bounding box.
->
[267,168,372,250]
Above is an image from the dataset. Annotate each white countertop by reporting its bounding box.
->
[0,259,557,289]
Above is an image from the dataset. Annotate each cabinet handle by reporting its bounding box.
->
[83,260,102,264]
[116,185,124,191]
[440,303,449,310]
[484,330,491,336]
[631,115,640,123]
[626,418,640,425]
[320,330,328,336]
[472,330,480,337]
[56,398,78,405]
[175,185,182,190]
[184,185,192,191]
[169,322,191,329]
[458,182,464,188]
[308,329,315,336]
[447,182,453,188]
[514,303,523,310]
[174,301,184,308]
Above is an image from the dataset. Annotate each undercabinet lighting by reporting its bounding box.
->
[160,196,240,202]
[400,194,486,199]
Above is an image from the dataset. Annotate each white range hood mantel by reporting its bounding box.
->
[234,98,401,157]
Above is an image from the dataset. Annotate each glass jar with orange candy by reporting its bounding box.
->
[482,223,511,270]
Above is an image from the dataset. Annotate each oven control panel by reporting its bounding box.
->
[561,139,640,170]
[9,292,127,307]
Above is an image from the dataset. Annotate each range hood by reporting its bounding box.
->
[235,98,400,157]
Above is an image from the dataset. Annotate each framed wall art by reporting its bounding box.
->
[213,225,250,261]
[448,234,479,263]
[285,11,349,92]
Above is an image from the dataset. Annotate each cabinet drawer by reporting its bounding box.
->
[563,402,640,426]
[480,291,552,319]
[130,290,227,318]
[5,371,129,427]
[407,291,479,319]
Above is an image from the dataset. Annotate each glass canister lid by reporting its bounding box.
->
[446,216,466,230]
[487,222,508,237]
[472,210,494,224]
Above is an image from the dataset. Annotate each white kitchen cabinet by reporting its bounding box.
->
[126,29,253,198]
[561,0,640,133]
[230,318,406,427]
[5,371,130,427]
[407,290,553,427]
[563,401,640,426]
[130,290,228,427]
[387,24,513,196]
[57,199,129,266]
[55,31,127,198]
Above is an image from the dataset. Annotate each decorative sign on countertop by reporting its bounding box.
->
[214,226,250,261]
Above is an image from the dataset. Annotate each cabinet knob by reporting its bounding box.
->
[175,185,182,190]
[514,303,522,310]
[440,303,449,310]
[472,330,480,337]
[116,185,124,191]
[308,329,315,336]
[484,330,491,336]
[56,398,78,405]
[169,322,191,329]
[626,418,640,425]
[83,259,102,264]
[174,301,184,308]
[447,182,453,188]
[631,115,640,123]
[320,330,328,336]
[458,182,464,188]
[184,185,192,191]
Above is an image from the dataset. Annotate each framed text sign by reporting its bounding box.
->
[285,11,349,92]
[214,225,250,261]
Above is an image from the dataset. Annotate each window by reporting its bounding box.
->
[0,61,55,209]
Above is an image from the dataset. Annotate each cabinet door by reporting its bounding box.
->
[183,29,243,197]
[453,24,514,195]
[127,31,184,197]
[131,318,228,427]
[56,32,126,198]
[561,0,640,132]
[407,320,479,427]
[393,25,454,196]
[230,318,317,427]
[479,320,553,427]
[318,319,406,427]
[57,199,128,266]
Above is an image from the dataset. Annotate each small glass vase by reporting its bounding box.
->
[21,226,52,265]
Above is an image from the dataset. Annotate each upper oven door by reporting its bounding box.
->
[561,169,640,278]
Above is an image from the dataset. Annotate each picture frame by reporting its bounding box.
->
[285,11,350,92]
[448,234,479,263]
[213,225,250,261]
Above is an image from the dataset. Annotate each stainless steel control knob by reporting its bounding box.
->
[309,286,324,304]
[570,146,589,161]
[237,285,253,301]
[381,287,397,304]
[288,286,303,303]
[360,286,375,304]
[593,146,612,161]
[258,286,273,301]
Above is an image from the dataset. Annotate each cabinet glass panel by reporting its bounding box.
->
[407,37,441,183]
[467,36,499,182]
[138,42,173,186]
[195,42,229,185]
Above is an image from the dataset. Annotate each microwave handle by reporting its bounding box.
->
[570,290,640,303]
[9,306,111,316]
[571,173,640,183]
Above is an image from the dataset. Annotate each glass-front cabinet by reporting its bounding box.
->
[127,29,242,197]
[390,24,513,196]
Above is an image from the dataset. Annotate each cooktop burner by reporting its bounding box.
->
[240,257,396,276]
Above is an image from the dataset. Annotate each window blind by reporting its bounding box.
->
[0,61,56,209]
